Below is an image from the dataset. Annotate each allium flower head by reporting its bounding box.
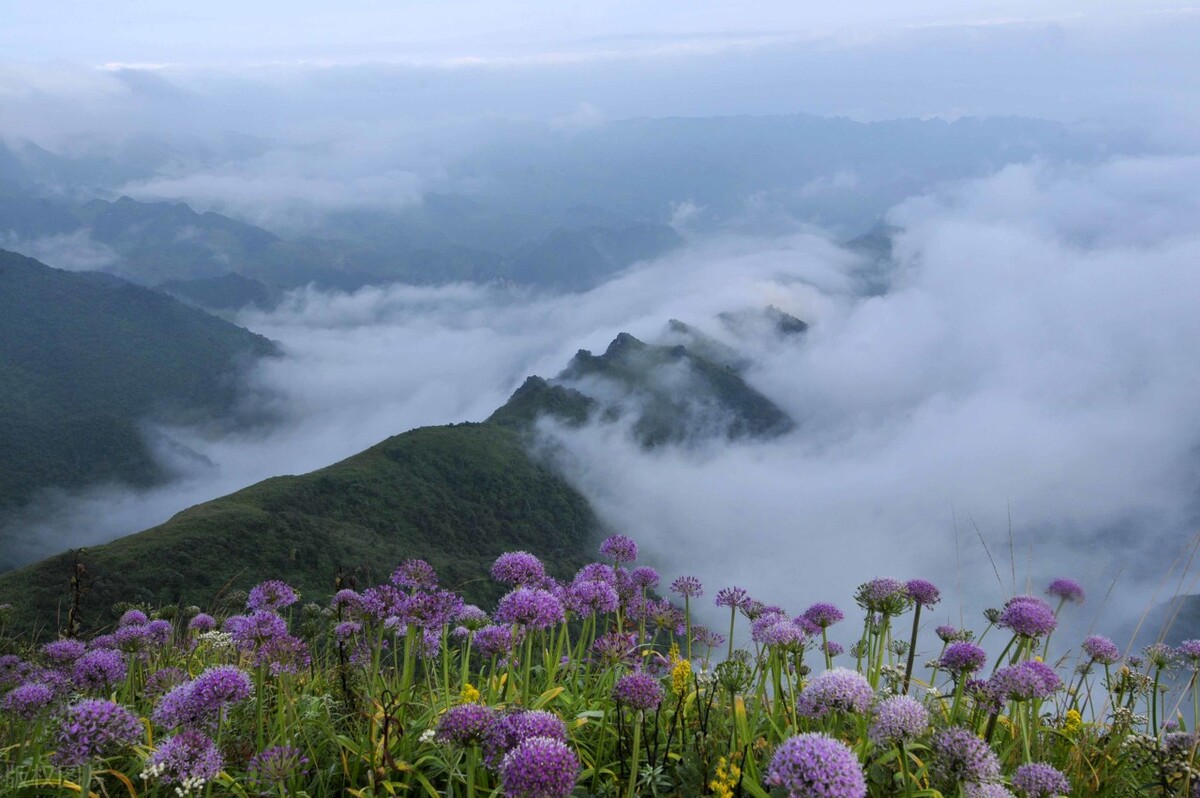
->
[499,736,579,798]
[939,642,988,676]
[870,695,930,745]
[612,671,664,711]
[1177,639,1200,667]
[937,625,970,643]
[0,654,31,690]
[154,665,252,729]
[631,566,660,589]
[803,603,845,628]
[1143,642,1178,669]
[54,698,142,766]
[3,681,56,719]
[455,604,490,629]
[391,559,439,590]
[225,610,289,650]
[41,638,86,667]
[715,586,751,610]
[1046,578,1085,605]
[906,579,942,607]
[485,710,568,767]
[824,641,845,657]
[187,613,217,633]
[930,727,1001,789]
[591,632,639,667]
[143,730,223,792]
[330,589,363,613]
[670,575,703,598]
[436,703,498,746]
[491,552,547,587]
[495,587,565,630]
[599,534,639,563]
[247,580,299,612]
[146,667,188,698]
[145,619,173,647]
[1082,635,1120,664]
[247,745,310,792]
[796,667,874,719]
[119,609,149,627]
[997,596,1057,638]
[567,579,620,616]
[72,648,127,691]
[764,733,867,798]
[1011,763,1070,798]
[990,660,1061,701]
[855,579,912,615]
[474,624,521,658]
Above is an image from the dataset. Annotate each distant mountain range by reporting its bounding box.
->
[0,249,276,561]
[0,318,803,633]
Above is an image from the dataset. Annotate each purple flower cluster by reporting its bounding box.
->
[803,603,845,629]
[939,642,988,677]
[145,667,188,698]
[187,613,217,633]
[495,587,565,630]
[906,579,942,607]
[1011,763,1070,798]
[491,552,547,587]
[990,660,1061,701]
[1046,578,1085,605]
[764,733,867,798]
[41,639,87,667]
[630,566,659,589]
[474,624,521,658]
[855,578,912,615]
[715,586,751,610]
[937,625,971,643]
[391,559,439,590]
[1178,639,1200,667]
[869,695,930,745]
[153,665,252,729]
[997,596,1057,638]
[612,671,664,711]
[54,698,142,766]
[930,727,1001,791]
[436,703,498,747]
[247,745,310,791]
[3,681,56,719]
[72,648,127,692]
[499,736,579,798]
[485,710,568,767]
[145,729,223,788]
[599,534,639,563]
[1082,635,1121,665]
[670,575,703,598]
[796,668,874,720]
[119,609,149,627]
[566,578,619,616]
[247,579,300,611]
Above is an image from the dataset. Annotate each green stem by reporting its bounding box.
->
[626,710,643,798]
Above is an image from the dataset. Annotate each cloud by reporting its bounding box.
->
[5,154,1200,654]
[0,230,119,271]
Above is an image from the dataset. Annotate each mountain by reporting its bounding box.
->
[0,250,277,545]
[0,424,598,634]
[490,329,795,445]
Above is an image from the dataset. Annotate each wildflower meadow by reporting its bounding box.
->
[0,534,1197,797]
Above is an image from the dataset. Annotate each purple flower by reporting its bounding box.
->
[796,668,874,719]
[1178,639,1200,667]
[144,730,223,788]
[145,619,173,647]
[754,617,806,649]
[855,578,912,615]
[612,671,664,712]
[0,655,31,690]
[154,665,252,729]
[500,736,579,798]
[1144,642,1178,669]
[54,698,142,766]
[455,604,490,629]
[566,579,620,616]
[631,566,660,590]
[870,695,930,745]
[1046,579,1084,605]
[937,625,970,643]
[145,667,188,698]
[599,534,639,563]
[114,624,151,653]
[989,661,1061,702]
[391,559,439,590]
[1081,635,1120,664]
[495,587,565,630]
[692,625,725,650]
[247,745,310,791]
[187,613,217,633]
[492,552,548,587]
[824,641,845,657]
[930,727,1001,790]
[1012,763,1070,798]
[247,580,299,612]
[41,639,87,667]
[474,625,521,658]
[405,589,464,629]
[335,621,362,641]
[906,579,942,607]
[715,586,751,610]
[764,733,867,798]
[670,575,703,598]
[330,589,363,613]
[257,634,311,676]
[997,596,1057,638]
[939,642,988,677]
[485,710,568,767]
[119,609,149,627]
[436,703,498,747]
[3,682,56,719]
[576,563,617,586]
[226,610,289,651]
[72,648,127,692]
[591,632,639,667]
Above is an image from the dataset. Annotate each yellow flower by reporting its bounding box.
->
[668,643,692,695]
[459,683,481,704]
[709,756,741,798]
[1064,709,1082,734]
